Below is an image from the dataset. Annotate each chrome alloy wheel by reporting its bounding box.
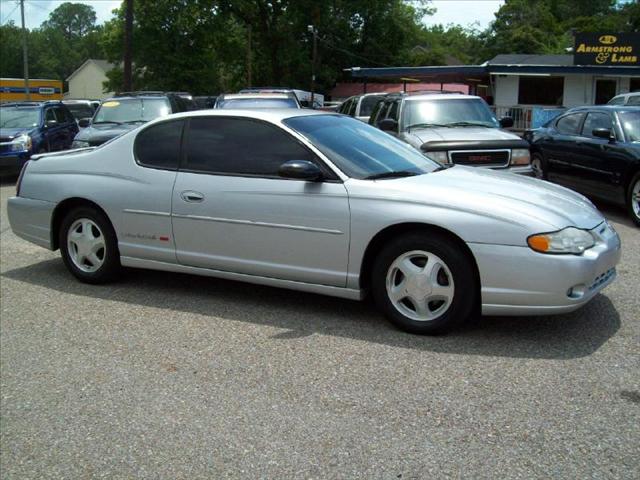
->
[385,250,455,322]
[531,156,543,179]
[632,179,640,220]
[67,218,106,273]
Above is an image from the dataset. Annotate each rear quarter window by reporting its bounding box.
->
[134,119,184,170]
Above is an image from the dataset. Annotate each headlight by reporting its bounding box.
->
[427,151,449,163]
[511,148,530,166]
[10,134,31,152]
[72,140,90,149]
[527,227,595,254]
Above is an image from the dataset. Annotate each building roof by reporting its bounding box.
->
[65,59,115,82]
[488,54,574,66]
[346,54,639,80]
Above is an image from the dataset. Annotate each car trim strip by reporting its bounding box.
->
[171,213,344,235]
[123,208,171,217]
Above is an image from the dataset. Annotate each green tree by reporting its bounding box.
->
[0,22,24,78]
[41,2,97,40]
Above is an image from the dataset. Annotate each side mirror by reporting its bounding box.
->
[592,128,613,140]
[78,118,91,128]
[278,160,323,181]
[378,118,398,132]
[499,116,514,128]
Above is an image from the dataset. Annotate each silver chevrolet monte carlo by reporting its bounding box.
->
[8,109,621,334]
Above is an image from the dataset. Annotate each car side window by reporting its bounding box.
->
[608,96,624,105]
[628,96,640,106]
[134,119,184,170]
[556,113,584,135]
[340,99,351,114]
[44,108,56,123]
[347,98,358,116]
[369,100,384,125]
[387,101,400,121]
[184,117,322,178]
[581,112,612,137]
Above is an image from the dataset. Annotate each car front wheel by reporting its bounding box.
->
[371,233,477,334]
[531,153,547,180]
[628,173,640,227]
[59,206,121,283]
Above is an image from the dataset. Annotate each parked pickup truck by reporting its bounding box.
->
[369,92,532,174]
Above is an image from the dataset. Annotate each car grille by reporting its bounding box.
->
[589,268,616,291]
[450,150,510,167]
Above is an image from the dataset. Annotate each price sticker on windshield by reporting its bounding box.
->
[102,101,120,107]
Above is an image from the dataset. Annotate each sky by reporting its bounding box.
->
[1,0,504,30]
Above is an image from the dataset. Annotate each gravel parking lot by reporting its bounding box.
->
[1,179,639,479]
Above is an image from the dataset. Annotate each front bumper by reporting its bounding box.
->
[470,221,621,316]
[0,151,30,173]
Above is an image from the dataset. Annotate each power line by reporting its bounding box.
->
[1,1,20,25]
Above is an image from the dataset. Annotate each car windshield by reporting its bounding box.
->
[403,98,499,129]
[93,98,171,123]
[619,111,640,142]
[65,103,95,120]
[217,98,298,109]
[0,107,40,128]
[284,114,440,179]
[359,96,384,117]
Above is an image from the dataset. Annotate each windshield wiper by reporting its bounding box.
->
[433,164,455,172]
[406,123,451,130]
[92,120,123,125]
[447,121,494,128]
[124,120,147,124]
[363,171,420,180]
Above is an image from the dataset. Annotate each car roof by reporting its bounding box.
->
[1,101,62,108]
[148,108,329,126]
[220,93,295,100]
[404,93,478,101]
[567,105,640,112]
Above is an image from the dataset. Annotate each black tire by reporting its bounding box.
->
[531,152,547,180]
[59,206,121,283]
[627,172,640,227]
[371,232,477,334]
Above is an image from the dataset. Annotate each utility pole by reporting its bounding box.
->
[20,0,30,100]
[308,25,317,107]
[123,0,133,91]
[247,25,252,88]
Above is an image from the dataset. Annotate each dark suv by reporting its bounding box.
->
[71,91,195,148]
[0,101,78,175]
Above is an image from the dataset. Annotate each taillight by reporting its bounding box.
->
[16,160,30,197]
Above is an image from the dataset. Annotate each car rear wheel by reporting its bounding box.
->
[628,173,640,227]
[371,233,476,334]
[59,206,121,283]
[531,153,547,180]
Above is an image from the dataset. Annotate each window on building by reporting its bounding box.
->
[629,77,640,93]
[518,76,564,106]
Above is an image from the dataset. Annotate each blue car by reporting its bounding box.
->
[0,101,78,175]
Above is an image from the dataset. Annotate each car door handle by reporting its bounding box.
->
[180,190,205,203]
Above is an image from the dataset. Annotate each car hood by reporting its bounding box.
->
[0,127,37,142]
[408,126,520,144]
[74,123,139,145]
[347,166,603,234]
